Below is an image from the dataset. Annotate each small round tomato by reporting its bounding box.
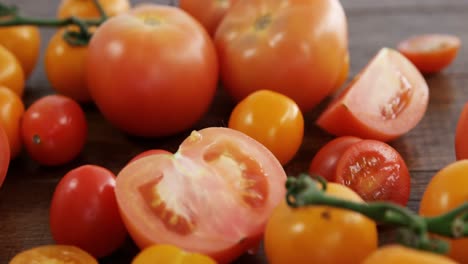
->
[0,45,25,97]
[0,86,25,159]
[128,149,171,164]
[397,34,461,74]
[0,26,41,78]
[0,125,9,188]
[115,127,286,263]
[214,0,348,112]
[132,244,216,264]
[419,160,468,263]
[87,4,219,137]
[264,182,378,264]
[10,245,98,264]
[362,245,458,264]
[335,139,411,206]
[50,165,127,258]
[179,0,238,36]
[228,90,304,165]
[317,48,429,142]
[57,0,130,18]
[45,29,91,102]
[21,95,87,166]
[309,136,363,181]
[455,102,468,160]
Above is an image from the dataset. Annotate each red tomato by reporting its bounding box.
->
[309,136,363,181]
[214,0,348,112]
[49,165,127,258]
[9,245,98,264]
[335,139,411,206]
[20,95,87,166]
[179,0,238,36]
[455,102,468,160]
[316,48,429,142]
[397,34,461,74]
[0,125,9,188]
[115,127,287,263]
[86,4,219,137]
[129,149,171,164]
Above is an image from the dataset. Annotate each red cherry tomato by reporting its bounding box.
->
[115,127,287,263]
[50,165,127,258]
[455,102,468,160]
[335,139,411,206]
[316,48,429,142]
[128,149,171,164]
[20,95,87,166]
[0,125,9,188]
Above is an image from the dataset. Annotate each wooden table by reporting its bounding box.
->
[1,0,467,263]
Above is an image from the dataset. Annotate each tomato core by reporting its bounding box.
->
[381,71,412,120]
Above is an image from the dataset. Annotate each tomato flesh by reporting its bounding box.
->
[455,102,468,160]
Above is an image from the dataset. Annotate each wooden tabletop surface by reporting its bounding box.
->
[1,0,467,263]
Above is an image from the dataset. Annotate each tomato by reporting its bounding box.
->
[228,90,304,165]
[129,149,171,164]
[20,95,87,166]
[264,182,378,264]
[0,86,25,159]
[332,52,350,93]
[179,0,238,36]
[214,0,348,112]
[0,125,9,188]
[455,102,468,160]
[57,0,130,18]
[115,127,286,263]
[0,45,25,97]
[86,4,219,137]
[50,165,127,258]
[316,48,429,142]
[45,29,91,102]
[362,245,458,264]
[0,26,41,78]
[9,245,98,264]
[419,159,468,263]
[397,34,461,74]
[309,136,363,181]
[132,244,216,264]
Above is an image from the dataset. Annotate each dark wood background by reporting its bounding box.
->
[1,0,467,263]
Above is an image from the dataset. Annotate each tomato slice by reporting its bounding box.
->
[455,102,468,160]
[334,139,411,206]
[115,127,287,264]
[0,125,9,188]
[132,244,216,264]
[316,48,429,142]
[9,245,98,264]
[397,34,461,74]
[128,149,172,164]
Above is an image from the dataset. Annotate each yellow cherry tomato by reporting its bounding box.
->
[9,245,98,264]
[132,244,216,264]
[0,86,25,159]
[362,245,458,264]
[0,45,25,97]
[57,0,131,19]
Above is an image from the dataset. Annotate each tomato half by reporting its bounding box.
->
[214,0,348,112]
[455,102,468,160]
[50,165,127,258]
[316,48,429,142]
[0,45,25,97]
[9,245,98,264]
[0,86,25,159]
[57,0,130,18]
[228,90,304,165]
[128,149,171,164]
[86,4,219,137]
[264,182,378,264]
[132,244,216,264]
[419,160,468,263]
[362,245,458,264]
[397,34,461,74]
[0,125,9,188]
[115,127,287,263]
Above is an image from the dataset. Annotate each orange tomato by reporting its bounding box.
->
[0,125,9,188]
[0,26,41,78]
[332,52,350,93]
[57,0,131,18]
[264,182,378,264]
[455,101,468,160]
[228,90,304,165]
[132,244,216,264]
[9,245,98,264]
[45,29,91,102]
[0,45,25,97]
[419,160,468,263]
[362,245,458,264]
[0,86,25,159]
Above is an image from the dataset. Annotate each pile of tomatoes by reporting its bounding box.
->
[1,0,466,263]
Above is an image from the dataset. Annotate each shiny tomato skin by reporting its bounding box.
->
[0,45,25,97]
[87,4,219,137]
[115,127,286,263]
[362,245,458,264]
[316,48,429,142]
[455,102,468,160]
[309,136,362,181]
[0,125,9,188]
[0,86,25,159]
[128,149,171,164]
[214,0,348,112]
[57,0,130,18]
[49,165,127,258]
[9,245,98,264]
[132,244,216,264]
[20,95,87,166]
[264,182,378,264]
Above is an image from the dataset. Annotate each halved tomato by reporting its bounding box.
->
[115,127,287,264]
[9,245,98,264]
[128,149,172,164]
[455,102,468,160]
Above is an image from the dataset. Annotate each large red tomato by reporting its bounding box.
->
[86,4,219,137]
[0,125,9,188]
[115,127,287,263]
[214,0,348,112]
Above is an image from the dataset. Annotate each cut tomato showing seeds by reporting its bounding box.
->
[316,48,429,142]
